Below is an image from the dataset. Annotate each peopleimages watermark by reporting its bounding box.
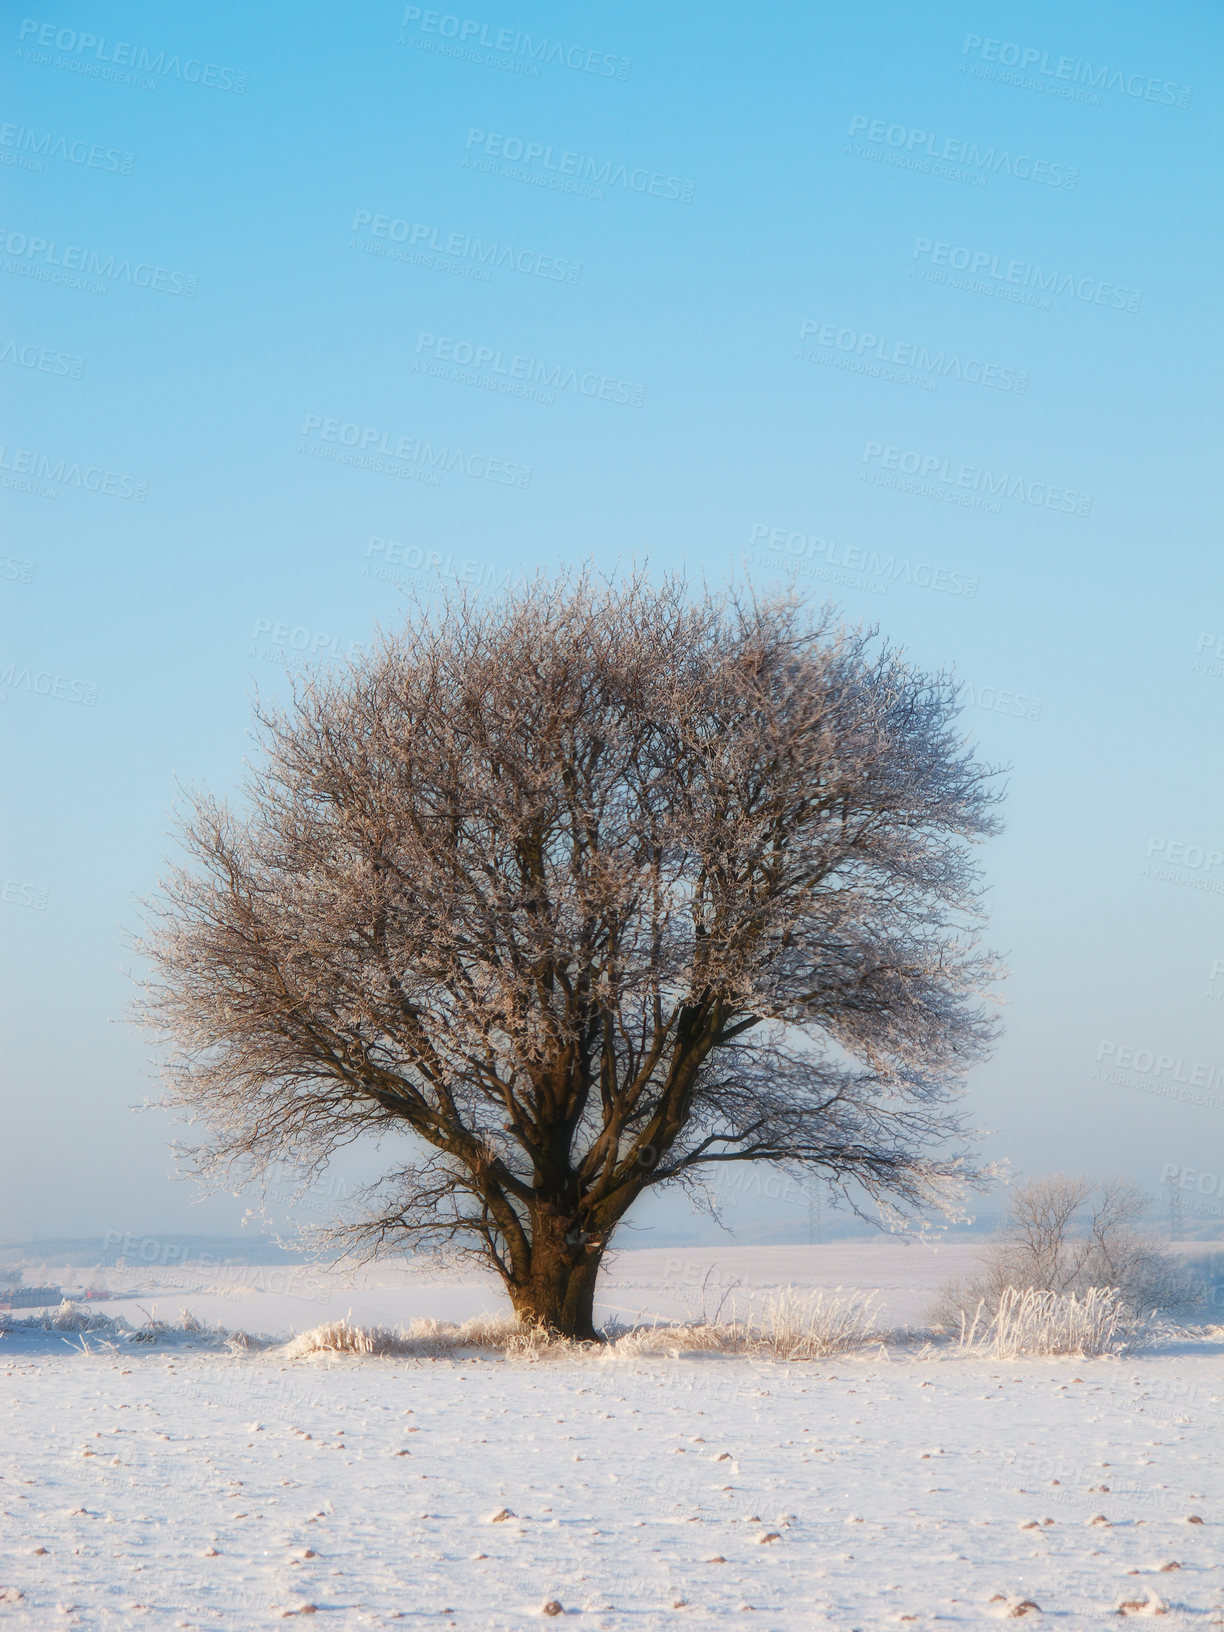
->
[1157,1174,1224,1234]
[0,123,134,176]
[860,442,1091,518]
[0,445,148,502]
[1159,1162,1224,1204]
[910,238,1142,315]
[2,879,48,910]
[0,334,84,378]
[96,1233,329,1305]
[362,536,528,598]
[463,128,695,203]
[797,319,1028,395]
[350,209,581,284]
[0,663,98,705]
[414,333,644,407]
[1209,960,1224,1004]
[846,115,1077,189]
[15,19,248,93]
[1011,1460,1217,1522]
[747,524,979,600]
[298,414,531,490]
[959,682,1043,722]
[1192,631,1224,681]
[397,8,630,79]
[1093,1041,1224,1112]
[958,34,1191,110]
[0,226,197,298]
[249,618,361,670]
[1142,836,1224,897]
[1,556,36,585]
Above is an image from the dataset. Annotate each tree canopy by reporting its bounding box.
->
[138,572,1003,1337]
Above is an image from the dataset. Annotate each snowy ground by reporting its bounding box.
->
[1,1245,1221,1629]
[8,1240,998,1337]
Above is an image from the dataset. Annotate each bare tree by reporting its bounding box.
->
[932,1173,1204,1325]
[1001,1172,1097,1294]
[137,572,1002,1338]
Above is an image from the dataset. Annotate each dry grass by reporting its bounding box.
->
[0,1300,262,1349]
[280,1312,547,1359]
[609,1289,881,1360]
[754,1288,882,1359]
[3,1286,1144,1363]
[281,1319,407,1357]
[278,1289,881,1362]
[0,1299,125,1335]
[955,1285,1132,1358]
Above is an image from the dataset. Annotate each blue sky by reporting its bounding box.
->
[2,0,1221,1244]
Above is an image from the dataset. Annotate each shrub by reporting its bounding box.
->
[932,1175,1204,1330]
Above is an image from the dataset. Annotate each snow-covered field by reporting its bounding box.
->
[2,1244,1221,1629]
[6,1240,1000,1335]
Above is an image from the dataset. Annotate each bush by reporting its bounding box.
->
[932,1175,1204,1330]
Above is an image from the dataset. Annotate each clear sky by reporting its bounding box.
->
[1,0,1221,1246]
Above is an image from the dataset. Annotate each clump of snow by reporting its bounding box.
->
[1115,1590,1169,1616]
[987,1594,1042,1618]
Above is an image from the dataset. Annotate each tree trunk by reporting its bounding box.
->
[507,1228,604,1340]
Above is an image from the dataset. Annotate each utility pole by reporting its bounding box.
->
[1168,1182,1183,1241]
[807,1181,822,1245]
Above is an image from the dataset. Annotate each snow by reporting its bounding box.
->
[15,1240,994,1338]
[1,1244,1220,1629]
